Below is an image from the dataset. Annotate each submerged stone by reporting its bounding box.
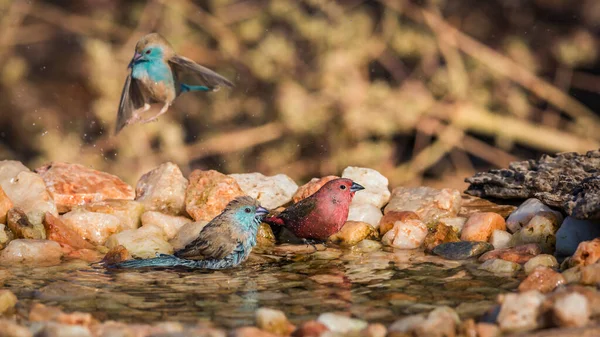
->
[135,162,188,215]
[432,241,493,260]
[478,259,521,276]
[230,172,298,209]
[185,169,245,222]
[385,186,462,224]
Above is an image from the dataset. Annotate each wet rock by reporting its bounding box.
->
[328,221,377,247]
[292,176,339,203]
[479,244,541,264]
[230,327,278,337]
[342,166,390,208]
[141,211,191,240]
[489,229,512,249]
[552,292,590,327]
[362,323,387,337]
[0,289,17,314]
[347,203,383,228]
[135,162,188,215]
[35,162,134,213]
[256,223,276,248]
[354,239,382,252]
[0,224,11,249]
[497,290,546,333]
[414,306,459,337]
[460,195,517,219]
[255,307,294,336]
[570,238,600,267]
[381,218,427,249]
[378,211,420,236]
[555,217,600,257]
[504,199,563,233]
[423,222,460,253]
[388,315,426,334]
[65,249,103,262]
[510,212,561,254]
[291,320,329,337]
[524,254,558,274]
[461,212,506,242]
[465,150,600,219]
[0,239,62,266]
[43,213,95,250]
[317,313,368,333]
[580,263,600,285]
[385,187,462,224]
[230,172,298,209]
[562,266,581,284]
[438,217,467,233]
[478,259,521,276]
[78,200,144,231]
[0,319,31,337]
[432,241,493,260]
[6,208,45,239]
[168,221,209,251]
[29,303,96,325]
[185,169,245,222]
[105,224,172,259]
[0,186,12,224]
[475,323,500,337]
[518,266,565,293]
[61,210,121,245]
[100,245,131,265]
[34,322,92,337]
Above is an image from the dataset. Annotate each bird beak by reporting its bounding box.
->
[255,206,269,220]
[133,52,143,61]
[350,182,365,192]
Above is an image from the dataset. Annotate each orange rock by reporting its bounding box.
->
[36,162,134,213]
[461,212,506,242]
[422,222,460,253]
[292,321,329,337]
[571,238,600,267]
[0,186,12,224]
[378,211,420,236]
[100,245,132,265]
[29,303,97,326]
[292,176,339,203]
[44,212,95,250]
[518,266,565,293]
[479,244,541,264]
[184,170,245,221]
[66,249,103,262]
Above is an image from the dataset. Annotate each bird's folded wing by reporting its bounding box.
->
[115,72,145,133]
[279,197,317,223]
[174,222,239,260]
[169,55,234,89]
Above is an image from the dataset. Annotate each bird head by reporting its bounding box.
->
[319,178,365,201]
[130,33,175,66]
[224,196,269,230]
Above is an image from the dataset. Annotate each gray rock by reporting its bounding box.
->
[432,241,493,260]
[555,217,600,257]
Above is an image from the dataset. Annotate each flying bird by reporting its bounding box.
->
[115,33,233,133]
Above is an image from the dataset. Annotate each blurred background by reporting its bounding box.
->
[0,0,598,189]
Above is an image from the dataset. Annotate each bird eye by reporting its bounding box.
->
[244,207,251,213]
[340,185,347,190]
[145,49,151,54]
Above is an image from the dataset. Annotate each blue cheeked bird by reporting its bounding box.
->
[115,33,233,133]
[110,196,268,269]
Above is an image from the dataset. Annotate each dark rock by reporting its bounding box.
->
[465,150,600,220]
[432,241,493,260]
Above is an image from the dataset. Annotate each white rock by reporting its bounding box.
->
[556,217,600,257]
[317,312,368,333]
[0,170,57,228]
[552,292,589,327]
[511,213,561,254]
[497,291,546,333]
[381,218,427,249]
[347,203,383,227]
[169,221,209,251]
[141,211,192,240]
[0,160,30,183]
[439,217,467,233]
[61,210,121,245]
[524,254,558,274]
[230,173,298,209]
[105,224,172,259]
[416,306,460,337]
[342,166,390,208]
[490,230,512,249]
[35,322,92,337]
[506,198,563,233]
[388,315,426,333]
[478,259,521,276]
[78,200,144,231]
[135,162,188,215]
[255,307,290,335]
[385,187,461,224]
[0,239,63,266]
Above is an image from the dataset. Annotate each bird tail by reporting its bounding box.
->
[106,254,234,270]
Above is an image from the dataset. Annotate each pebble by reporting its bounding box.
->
[44,213,95,250]
[291,320,328,337]
[478,244,541,264]
[230,172,298,209]
[185,169,245,222]
[362,323,387,337]
[0,186,12,224]
[570,238,600,267]
[475,323,500,337]
[292,176,338,203]
[61,210,121,245]
[341,166,391,208]
[328,221,377,247]
[347,203,383,228]
[385,186,462,224]
[0,239,63,266]
[35,162,134,213]
[256,223,276,248]
[135,162,188,215]
[552,292,590,327]
[489,229,511,249]
[141,211,192,240]
[518,266,565,293]
[78,199,144,231]
[523,254,558,274]
[555,217,600,257]
[422,222,459,253]
[438,217,467,233]
[432,241,493,260]
[510,212,561,254]
[461,212,506,242]
[478,259,521,276]
[255,307,294,335]
[33,322,92,337]
[378,211,420,236]
[169,221,209,251]
[414,306,459,337]
[231,326,278,337]
[317,313,368,333]
[100,245,131,265]
[381,218,427,249]
[0,318,32,337]
[497,291,545,333]
[388,315,426,334]
[505,198,562,233]
[579,263,600,285]
[0,224,10,249]
[7,207,45,239]
[562,266,582,284]
[0,289,17,314]
[105,224,173,259]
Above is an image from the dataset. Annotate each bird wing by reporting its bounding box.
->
[278,197,317,225]
[174,222,239,260]
[115,71,146,134]
[169,55,234,90]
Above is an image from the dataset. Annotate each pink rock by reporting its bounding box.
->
[292,320,329,337]
[292,176,339,203]
[36,162,134,213]
[518,266,565,293]
[479,244,542,264]
[185,170,245,221]
[461,212,506,242]
[135,162,188,215]
[43,212,95,250]
[0,239,63,266]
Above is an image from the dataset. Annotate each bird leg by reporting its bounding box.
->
[301,238,323,251]
[140,102,170,124]
[127,103,151,124]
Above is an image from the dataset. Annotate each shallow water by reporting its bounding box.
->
[0,246,519,328]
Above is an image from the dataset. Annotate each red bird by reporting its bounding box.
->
[264,178,364,242]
